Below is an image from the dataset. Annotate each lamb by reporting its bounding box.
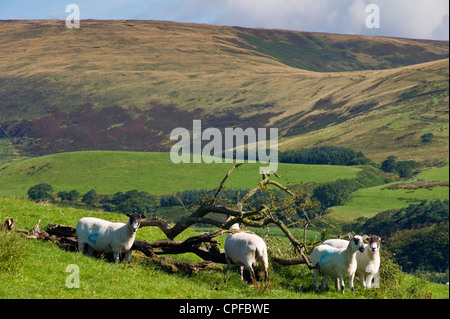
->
[323,235,382,288]
[76,213,142,263]
[224,222,269,282]
[311,233,366,294]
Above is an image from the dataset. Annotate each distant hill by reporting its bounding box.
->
[0,20,448,162]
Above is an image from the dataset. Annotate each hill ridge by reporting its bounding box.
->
[0,20,448,162]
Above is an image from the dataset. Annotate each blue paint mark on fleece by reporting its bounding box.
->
[88,233,99,245]
[320,248,337,267]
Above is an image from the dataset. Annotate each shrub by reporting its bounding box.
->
[103,190,157,216]
[421,133,434,144]
[396,160,419,178]
[27,183,54,202]
[82,189,98,206]
[381,156,397,173]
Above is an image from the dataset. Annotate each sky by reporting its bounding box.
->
[0,0,448,40]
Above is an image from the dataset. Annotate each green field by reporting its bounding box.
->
[416,162,449,181]
[326,162,450,224]
[1,197,447,299]
[0,151,361,197]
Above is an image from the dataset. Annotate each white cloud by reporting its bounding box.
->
[377,0,449,39]
[179,0,449,40]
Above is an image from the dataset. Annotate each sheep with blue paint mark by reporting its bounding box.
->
[76,213,142,263]
[311,233,367,294]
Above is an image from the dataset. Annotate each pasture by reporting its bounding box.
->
[0,151,361,197]
[0,197,448,299]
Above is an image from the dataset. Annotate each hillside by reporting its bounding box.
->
[1,196,447,299]
[0,20,448,162]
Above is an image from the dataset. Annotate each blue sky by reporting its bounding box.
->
[0,0,448,40]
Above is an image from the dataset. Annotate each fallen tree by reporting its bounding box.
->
[13,164,324,273]
[136,164,319,268]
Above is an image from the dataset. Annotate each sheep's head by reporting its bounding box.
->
[348,233,366,253]
[126,213,142,232]
[368,235,382,253]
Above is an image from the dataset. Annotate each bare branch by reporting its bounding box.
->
[211,163,242,205]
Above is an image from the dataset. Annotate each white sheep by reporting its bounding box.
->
[224,222,269,282]
[323,235,382,288]
[76,213,142,263]
[311,233,366,294]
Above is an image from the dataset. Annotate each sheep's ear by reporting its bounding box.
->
[126,213,131,217]
[347,233,353,239]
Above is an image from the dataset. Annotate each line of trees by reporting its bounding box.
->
[279,146,370,166]
[27,184,158,216]
[312,169,390,209]
[222,145,370,166]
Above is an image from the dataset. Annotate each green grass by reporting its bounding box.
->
[417,161,449,181]
[1,197,447,299]
[325,163,449,224]
[0,151,361,197]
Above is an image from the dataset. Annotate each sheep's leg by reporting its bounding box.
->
[224,256,232,281]
[263,265,268,283]
[373,271,381,288]
[113,251,120,263]
[339,276,345,294]
[334,277,340,291]
[366,274,374,289]
[321,276,329,290]
[248,267,256,282]
[359,273,367,289]
[86,245,94,257]
[313,269,320,293]
[349,273,355,295]
[124,251,131,264]
[240,266,245,281]
[78,241,85,254]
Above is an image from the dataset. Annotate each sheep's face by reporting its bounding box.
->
[350,235,365,253]
[368,235,381,253]
[127,213,142,232]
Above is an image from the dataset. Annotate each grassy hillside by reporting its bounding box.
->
[0,150,362,197]
[0,20,448,162]
[1,197,448,299]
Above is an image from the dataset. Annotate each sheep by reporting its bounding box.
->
[323,235,383,289]
[311,233,366,294]
[224,222,269,282]
[76,213,142,263]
